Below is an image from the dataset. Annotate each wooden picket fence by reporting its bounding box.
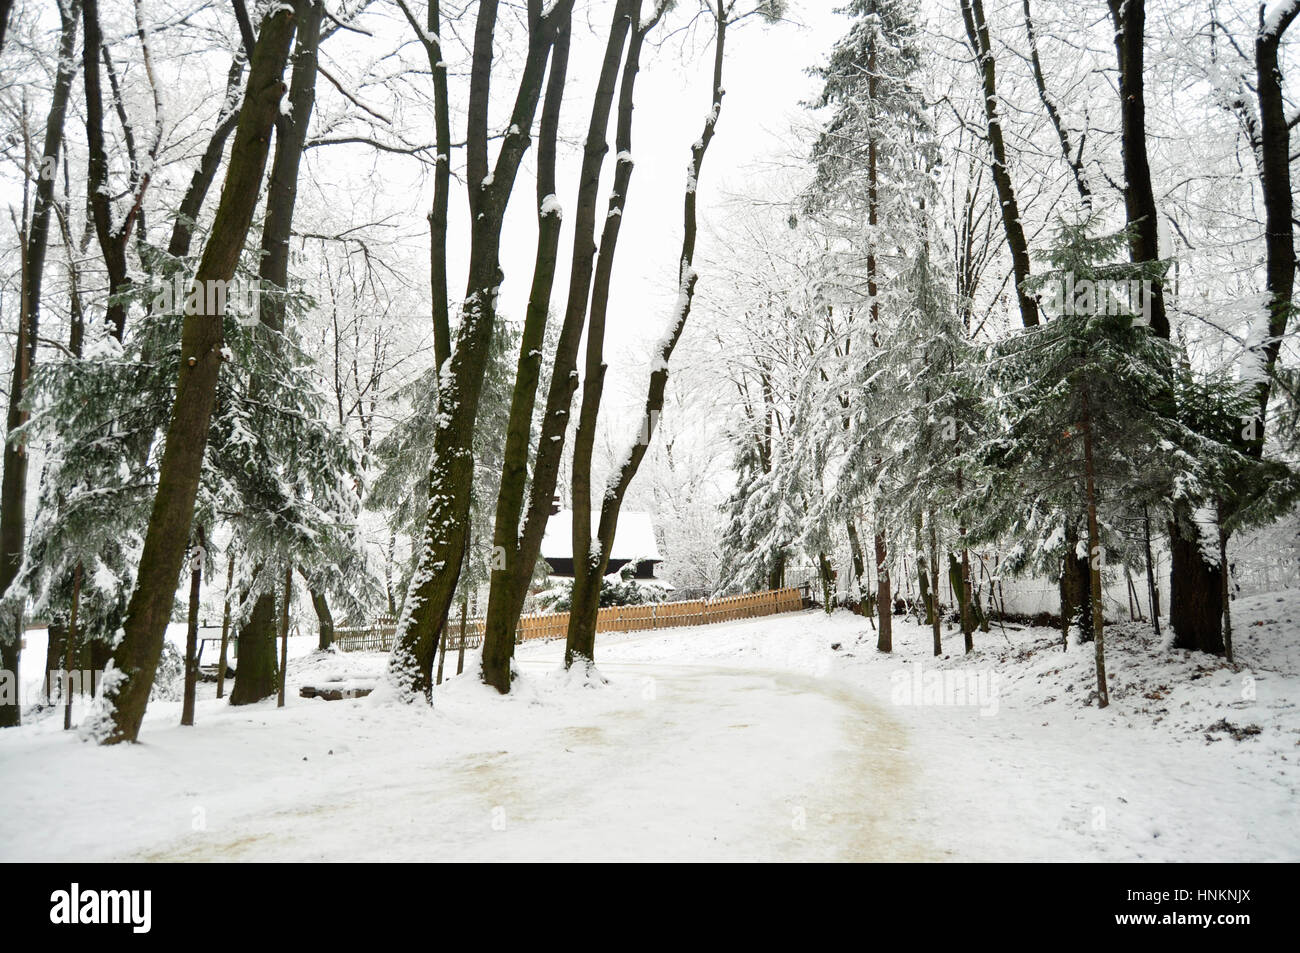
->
[333,587,805,654]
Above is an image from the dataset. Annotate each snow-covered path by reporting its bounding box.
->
[0,648,938,862]
[3,600,1296,862]
[140,661,933,862]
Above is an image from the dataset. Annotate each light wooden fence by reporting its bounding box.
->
[333,587,805,654]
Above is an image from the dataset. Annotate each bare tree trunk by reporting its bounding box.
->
[166,54,245,260]
[914,512,932,625]
[94,6,298,744]
[1205,2,1300,664]
[456,596,467,676]
[816,551,835,614]
[960,547,974,653]
[308,586,333,651]
[1022,0,1090,207]
[259,0,323,329]
[767,552,786,592]
[1219,512,1233,664]
[1139,504,1160,637]
[44,622,66,707]
[960,0,1038,327]
[63,564,82,731]
[230,583,279,704]
[1062,517,1093,643]
[390,0,572,701]
[847,517,866,609]
[0,0,81,729]
[1081,388,1108,708]
[568,4,664,666]
[83,0,155,342]
[435,625,447,685]
[216,553,234,699]
[396,0,453,365]
[874,529,892,652]
[277,565,291,708]
[230,1,324,705]
[481,0,631,691]
[1248,2,1299,442]
[928,512,942,656]
[565,2,728,667]
[955,468,974,653]
[1169,526,1224,653]
[1106,0,1169,337]
[181,528,204,726]
[0,0,13,54]
[1107,0,1221,655]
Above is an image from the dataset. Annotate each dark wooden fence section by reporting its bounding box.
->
[333,587,806,654]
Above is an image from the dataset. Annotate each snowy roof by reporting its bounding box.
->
[540,510,662,563]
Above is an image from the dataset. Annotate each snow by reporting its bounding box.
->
[540,509,662,563]
[2,592,1296,861]
[539,193,562,219]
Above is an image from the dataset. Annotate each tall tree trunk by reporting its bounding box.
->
[181,529,204,726]
[0,0,81,729]
[277,564,291,708]
[1108,0,1219,654]
[1249,2,1299,442]
[480,0,631,692]
[229,1,324,705]
[1062,517,1093,643]
[947,553,969,644]
[259,0,323,330]
[874,529,892,652]
[767,552,786,592]
[216,552,234,698]
[1142,503,1160,637]
[1219,513,1233,664]
[1169,527,1224,653]
[1081,388,1108,708]
[928,511,942,656]
[847,517,867,609]
[94,6,298,744]
[1106,0,1169,337]
[817,551,835,615]
[955,468,974,652]
[64,563,82,730]
[0,0,13,54]
[166,54,246,261]
[960,547,974,653]
[435,624,447,685]
[44,621,67,707]
[1022,0,1091,207]
[914,512,932,626]
[396,0,453,365]
[960,0,1038,327]
[308,586,333,651]
[456,596,467,676]
[230,584,279,705]
[390,0,572,701]
[568,4,661,665]
[564,2,728,668]
[83,0,149,342]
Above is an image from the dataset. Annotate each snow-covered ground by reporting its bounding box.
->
[1,591,1296,861]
